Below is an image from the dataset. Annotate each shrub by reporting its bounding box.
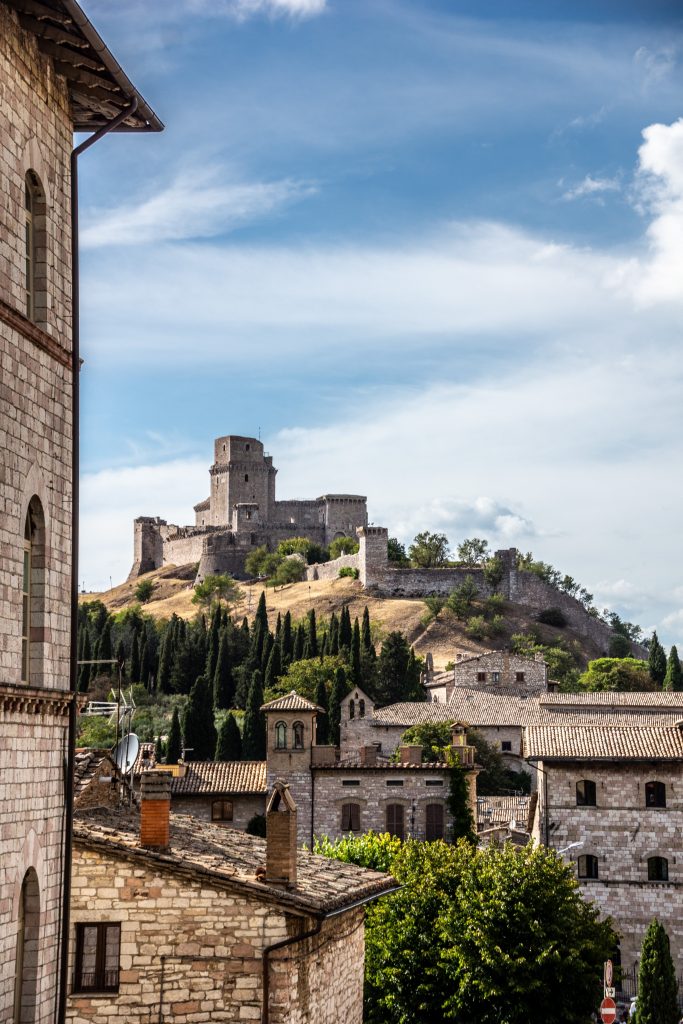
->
[134,578,154,603]
[423,595,446,620]
[338,566,359,579]
[270,558,307,587]
[465,615,487,639]
[537,607,568,628]
[246,813,266,837]
[329,536,359,560]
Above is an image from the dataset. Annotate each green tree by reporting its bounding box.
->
[483,555,504,590]
[139,639,151,688]
[408,530,450,568]
[263,640,282,692]
[242,670,266,759]
[375,632,423,706]
[457,537,489,566]
[328,665,347,746]
[78,629,91,692]
[205,606,222,683]
[578,657,653,692]
[339,606,352,651]
[307,608,318,658]
[293,623,306,661]
[270,558,306,586]
[361,606,374,655]
[315,679,329,744]
[351,618,362,683]
[387,537,409,565]
[130,632,140,682]
[446,575,479,620]
[192,573,242,611]
[636,919,679,1024]
[254,590,269,632]
[213,630,235,709]
[98,624,113,675]
[329,536,359,559]
[663,645,683,692]
[447,758,476,843]
[281,610,293,665]
[244,545,272,578]
[182,676,217,761]
[215,712,243,761]
[166,706,183,764]
[648,631,667,686]
[134,578,154,603]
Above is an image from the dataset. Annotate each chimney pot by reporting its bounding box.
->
[140,770,171,849]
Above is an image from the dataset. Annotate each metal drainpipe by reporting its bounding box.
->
[57,97,139,1024]
[530,760,550,847]
[261,887,401,1024]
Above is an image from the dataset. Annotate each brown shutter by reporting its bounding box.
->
[426,803,444,841]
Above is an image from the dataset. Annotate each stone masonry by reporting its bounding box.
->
[128,435,368,581]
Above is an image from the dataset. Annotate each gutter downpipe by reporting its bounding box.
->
[529,758,550,847]
[261,886,401,1024]
[58,97,138,1024]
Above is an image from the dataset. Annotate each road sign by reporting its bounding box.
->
[600,997,617,1024]
[604,987,615,998]
[604,959,613,989]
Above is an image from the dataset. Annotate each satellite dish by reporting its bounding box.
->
[113,733,140,775]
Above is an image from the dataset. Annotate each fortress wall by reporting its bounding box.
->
[370,566,491,598]
[163,533,204,568]
[273,500,323,531]
[305,553,360,581]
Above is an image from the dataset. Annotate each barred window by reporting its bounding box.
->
[74,923,120,993]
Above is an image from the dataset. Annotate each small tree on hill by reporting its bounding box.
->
[387,537,409,565]
[329,536,359,559]
[166,706,182,764]
[636,919,679,1024]
[216,712,243,761]
[408,531,450,568]
[457,537,489,566]
[192,573,242,611]
[134,578,154,603]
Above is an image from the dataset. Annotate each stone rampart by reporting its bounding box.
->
[305,553,360,582]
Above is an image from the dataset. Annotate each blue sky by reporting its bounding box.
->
[77,0,683,648]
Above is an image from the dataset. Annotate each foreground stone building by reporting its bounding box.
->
[0,2,160,1020]
[128,434,368,581]
[68,775,396,1023]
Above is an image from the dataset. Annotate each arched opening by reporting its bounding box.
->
[274,721,287,750]
[13,868,40,1024]
[349,699,355,720]
[647,856,668,881]
[292,721,304,750]
[645,781,666,808]
[577,854,599,879]
[22,497,46,686]
[359,699,365,718]
[576,779,596,807]
[24,171,47,326]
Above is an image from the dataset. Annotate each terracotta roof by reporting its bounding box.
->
[3,0,163,131]
[524,724,683,761]
[132,742,156,775]
[477,795,531,829]
[170,761,266,796]
[371,702,460,726]
[73,809,397,915]
[74,748,114,797]
[261,691,324,713]
[317,761,453,771]
[540,692,683,707]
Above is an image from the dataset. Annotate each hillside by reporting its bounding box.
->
[81,564,611,672]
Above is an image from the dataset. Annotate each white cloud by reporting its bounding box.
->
[186,0,326,19]
[634,45,677,89]
[562,174,621,202]
[662,609,683,633]
[81,168,314,249]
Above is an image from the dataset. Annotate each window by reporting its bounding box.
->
[386,803,405,841]
[246,443,250,451]
[22,517,31,683]
[292,721,304,749]
[14,869,40,1023]
[491,671,500,683]
[425,779,443,787]
[425,803,444,841]
[477,672,486,682]
[74,923,120,993]
[501,741,512,752]
[576,780,596,807]
[342,779,360,787]
[359,699,365,718]
[21,498,45,686]
[577,855,599,879]
[341,803,361,832]
[24,171,46,325]
[386,779,404,787]
[275,721,287,750]
[645,781,666,808]
[648,856,669,881]
[244,474,249,482]
[211,799,234,822]
[349,699,355,719]
[516,672,525,682]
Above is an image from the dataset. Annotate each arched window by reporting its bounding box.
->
[275,721,287,750]
[292,721,304,750]
[341,803,361,832]
[349,699,355,720]
[13,868,40,1023]
[648,856,668,881]
[24,171,47,325]
[359,699,365,718]
[645,781,666,808]
[425,803,444,841]
[576,780,596,807]
[577,855,599,879]
[22,498,45,686]
[386,803,405,841]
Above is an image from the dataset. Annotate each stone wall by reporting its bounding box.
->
[451,652,547,696]
[305,552,360,582]
[532,759,683,971]
[68,844,365,1024]
[171,794,265,829]
[1,8,75,1020]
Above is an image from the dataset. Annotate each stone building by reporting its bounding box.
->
[0,2,160,1020]
[424,649,550,703]
[166,760,267,828]
[526,722,683,977]
[68,774,396,1024]
[128,435,368,581]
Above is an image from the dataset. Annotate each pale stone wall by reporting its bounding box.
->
[533,759,683,971]
[1,7,75,1021]
[171,794,266,829]
[306,552,360,582]
[67,845,365,1024]
[452,652,547,695]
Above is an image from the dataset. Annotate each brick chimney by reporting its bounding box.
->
[360,744,377,767]
[140,770,171,849]
[398,744,422,764]
[265,781,297,888]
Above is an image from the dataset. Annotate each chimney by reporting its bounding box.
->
[360,744,377,767]
[265,781,297,888]
[140,770,171,849]
[450,723,475,767]
[398,744,422,764]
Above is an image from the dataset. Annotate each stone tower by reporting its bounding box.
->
[209,436,276,526]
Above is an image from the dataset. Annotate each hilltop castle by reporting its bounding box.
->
[128,434,368,581]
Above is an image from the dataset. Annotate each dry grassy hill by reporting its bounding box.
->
[81,564,608,671]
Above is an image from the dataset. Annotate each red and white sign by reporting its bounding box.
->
[604,960,613,989]
[600,997,617,1024]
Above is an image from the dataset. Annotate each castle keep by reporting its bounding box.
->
[128,435,368,581]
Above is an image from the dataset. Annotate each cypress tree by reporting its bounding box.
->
[216,712,243,761]
[116,639,126,677]
[281,611,293,664]
[183,676,217,761]
[206,606,221,682]
[166,706,182,764]
[320,634,328,660]
[315,679,329,744]
[254,590,269,633]
[339,606,352,651]
[329,666,347,746]
[251,617,266,664]
[130,632,140,683]
[293,623,305,662]
[329,613,339,656]
[213,630,235,709]
[78,629,91,692]
[636,919,679,1024]
[649,631,667,686]
[307,609,318,657]
[155,734,165,763]
[157,637,173,694]
[261,631,274,671]
[361,606,374,655]
[98,624,112,675]
[375,631,412,706]
[242,671,266,759]
[139,639,151,689]
[275,612,282,640]
[264,641,282,692]
[170,632,193,694]
[663,645,683,692]
[351,618,362,683]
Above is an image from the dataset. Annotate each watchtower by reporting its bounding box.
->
[209,435,276,526]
